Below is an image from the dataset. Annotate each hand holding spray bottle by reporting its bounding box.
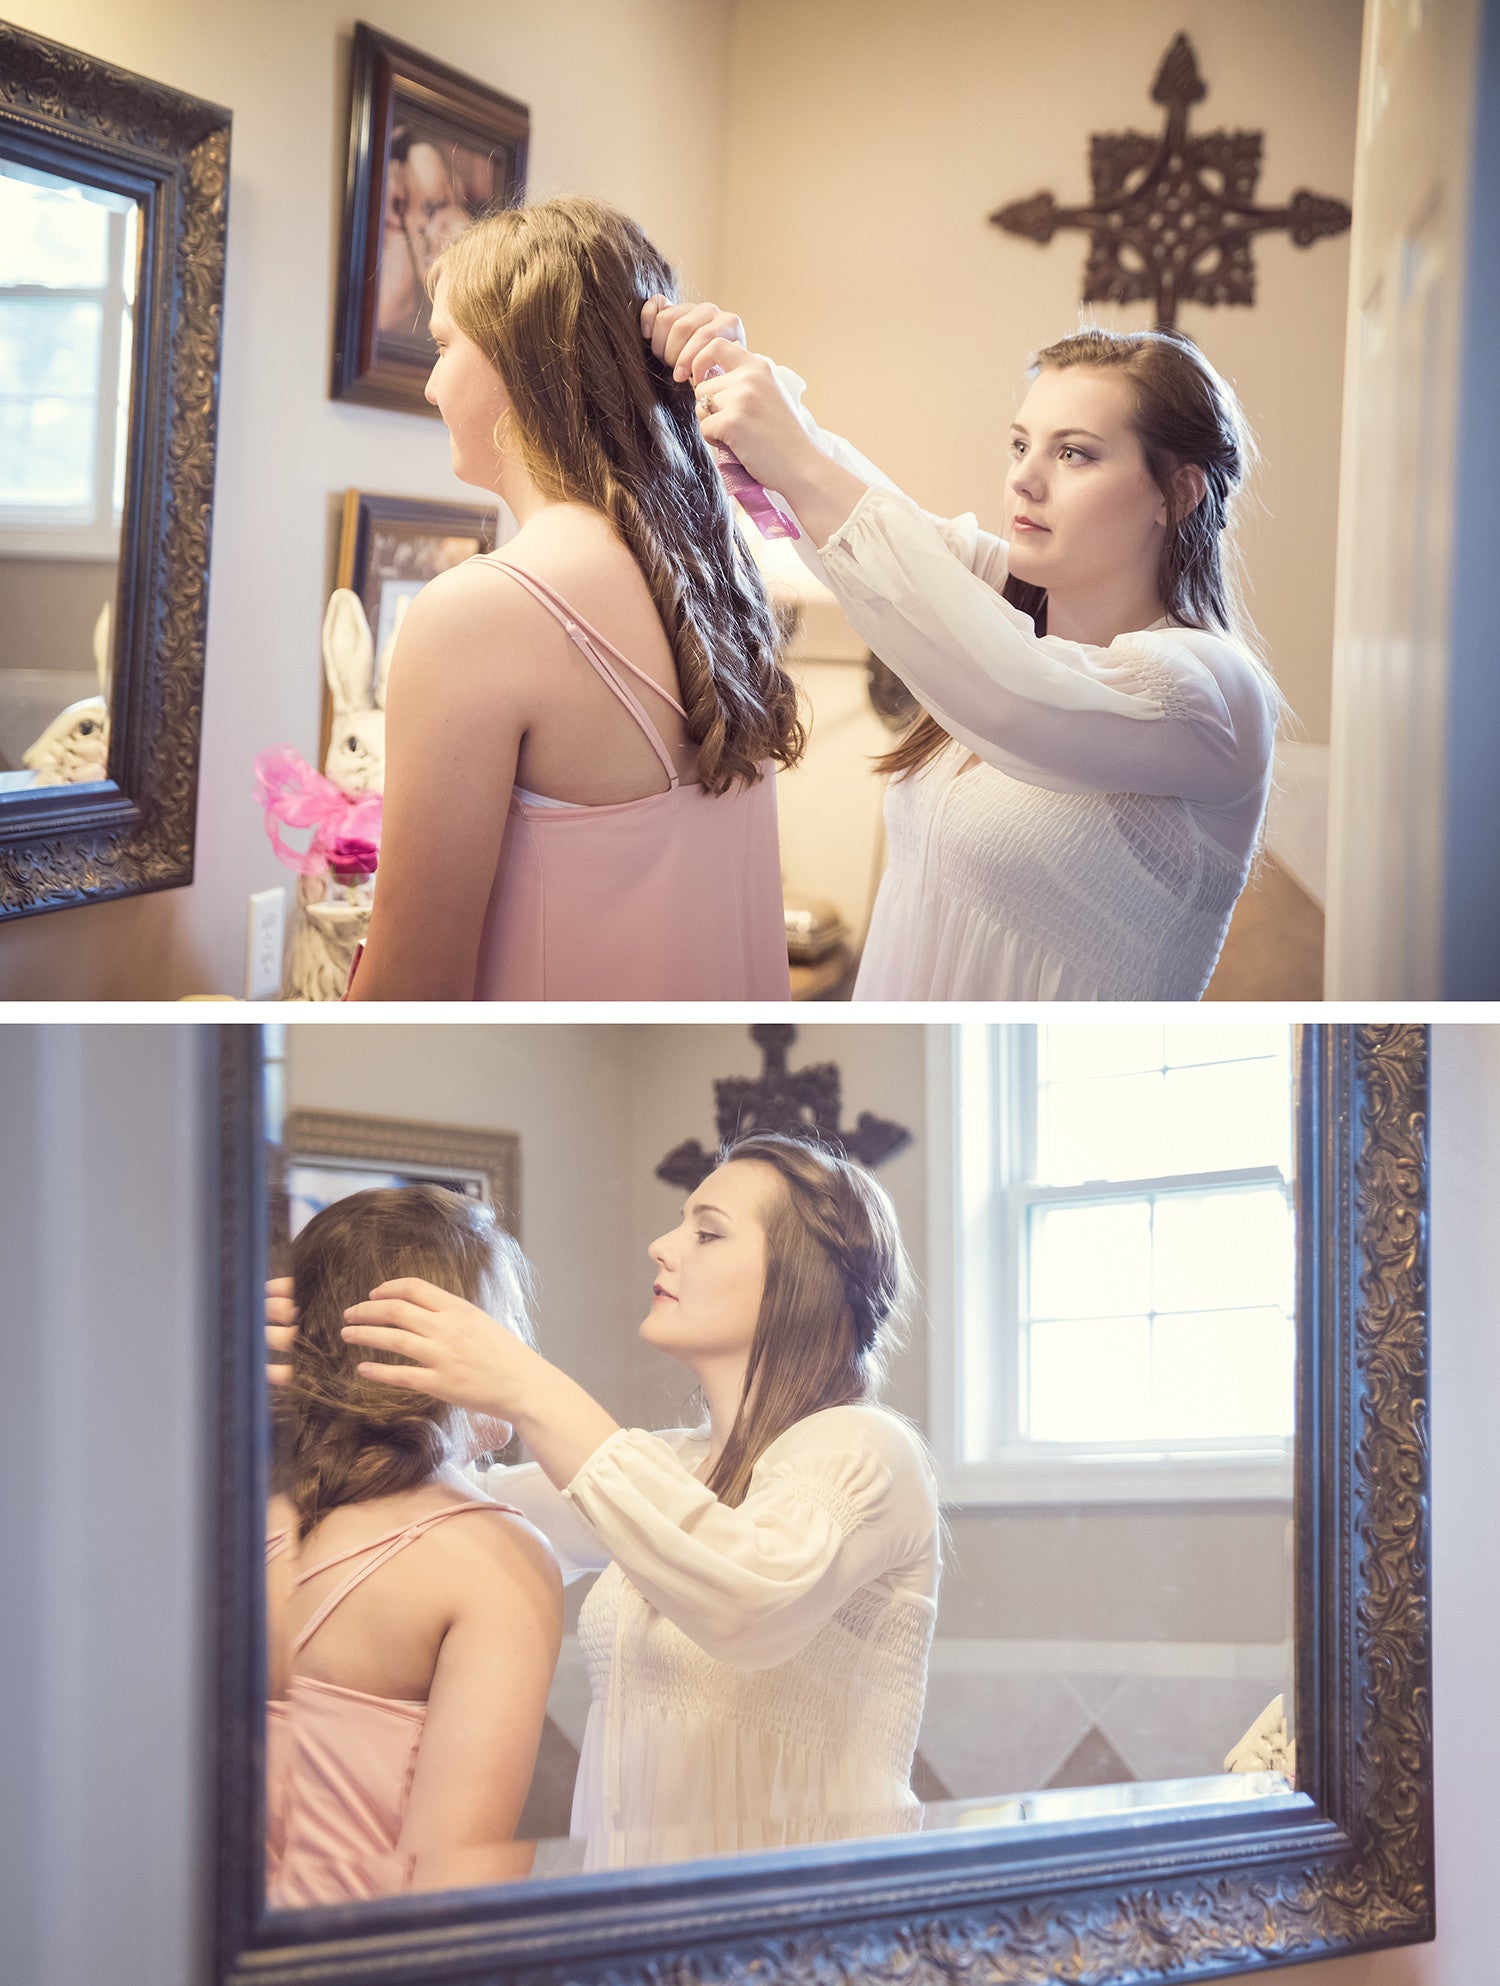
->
[700,364,801,542]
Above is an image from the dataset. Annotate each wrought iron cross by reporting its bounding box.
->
[655,1024,913,1193]
[989,33,1351,331]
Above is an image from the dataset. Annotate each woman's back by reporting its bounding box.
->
[459,507,791,1001]
[266,1481,562,1903]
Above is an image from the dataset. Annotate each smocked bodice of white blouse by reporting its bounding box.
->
[476,1405,940,1868]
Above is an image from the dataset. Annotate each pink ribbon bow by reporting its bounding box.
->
[252,746,383,877]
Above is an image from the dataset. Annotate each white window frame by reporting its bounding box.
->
[0,183,135,561]
[927,1025,1296,1507]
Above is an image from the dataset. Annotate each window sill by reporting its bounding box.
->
[938,1448,1294,1506]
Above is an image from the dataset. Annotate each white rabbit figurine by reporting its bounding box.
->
[284,589,407,1001]
[1223,1693,1296,1783]
[22,601,112,786]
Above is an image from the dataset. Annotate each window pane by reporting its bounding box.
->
[0,296,103,399]
[1161,1059,1292,1176]
[1151,1310,1295,1439]
[1036,1070,1163,1183]
[1027,1316,1151,1441]
[1030,1200,1152,1318]
[1152,1186,1293,1314]
[0,166,111,288]
[0,394,95,506]
[1162,1024,1290,1069]
[0,299,104,508]
[1039,1025,1164,1084]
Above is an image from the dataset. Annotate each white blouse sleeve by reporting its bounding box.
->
[771,367,1274,808]
[560,1407,938,1671]
[466,1458,609,1582]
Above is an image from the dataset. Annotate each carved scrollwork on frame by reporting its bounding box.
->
[0,22,230,921]
[216,1025,1433,1986]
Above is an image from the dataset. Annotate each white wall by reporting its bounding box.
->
[0,1021,1493,1980]
[0,0,733,999]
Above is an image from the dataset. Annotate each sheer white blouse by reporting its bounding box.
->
[474,1403,940,1869]
[774,370,1280,1001]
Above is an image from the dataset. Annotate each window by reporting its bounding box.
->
[929,1025,1296,1503]
[0,160,138,557]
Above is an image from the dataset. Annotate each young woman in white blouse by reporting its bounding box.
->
[336,1133,940,1870]
[641,301,1282,1001]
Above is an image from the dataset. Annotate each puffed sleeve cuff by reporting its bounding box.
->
[559,1420,918,1670]
[467,1457,611,1583]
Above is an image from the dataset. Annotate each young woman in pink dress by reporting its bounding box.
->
[265,1185,561,1904]
[346,197,803,1001]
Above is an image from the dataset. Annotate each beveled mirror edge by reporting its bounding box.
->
[214,1024,1433,1986]
[0,20,230,920]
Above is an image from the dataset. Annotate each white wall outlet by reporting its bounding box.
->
[245,886,287,1000]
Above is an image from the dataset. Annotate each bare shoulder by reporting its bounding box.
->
[384,558,555,706]
[429,1502,564,1600]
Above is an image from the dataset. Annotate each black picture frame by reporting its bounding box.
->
[0,23,229,921]
[319,489,499,765]
[332,23,529,414]
[214,1024,1433,1986]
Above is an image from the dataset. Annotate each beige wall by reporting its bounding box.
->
[1,0,1359,995]
[0,0,732,997]
[720,0,1360,749]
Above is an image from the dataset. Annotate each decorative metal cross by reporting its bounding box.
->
[655,1024,913,1193]
[989,33,1352,331]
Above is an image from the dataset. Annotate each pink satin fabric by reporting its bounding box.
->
[467,558,791,1001]
[252,746,383,877]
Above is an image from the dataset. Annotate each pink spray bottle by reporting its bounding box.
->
[701,364,801,541]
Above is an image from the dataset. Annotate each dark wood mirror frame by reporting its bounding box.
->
[0,23,229,920]
[213,1023,1433,1986]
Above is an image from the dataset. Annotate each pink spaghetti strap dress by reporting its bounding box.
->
[265,1501,520,1907]
[467,557,791,1001]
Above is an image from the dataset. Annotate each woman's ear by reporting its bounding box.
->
[1170,463,1208,523]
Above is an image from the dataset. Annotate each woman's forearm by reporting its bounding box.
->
[510,1357,623,1492]
[772,446,871,549]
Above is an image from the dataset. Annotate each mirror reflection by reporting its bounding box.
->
[0,157,137,792]
[263,1022,1297,1905]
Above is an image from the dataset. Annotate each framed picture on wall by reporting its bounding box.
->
[272,1107,520,1255]
[332,22,529,412]
[322,488,501,764]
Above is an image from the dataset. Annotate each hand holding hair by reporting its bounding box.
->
[640,294,745,382]
[343,1277,621,1490]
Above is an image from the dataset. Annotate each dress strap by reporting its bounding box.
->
[470,555,685,789]
[265,1528,292,1565]
[289,1502,518,1657]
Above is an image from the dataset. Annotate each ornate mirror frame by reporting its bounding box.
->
[214,1023,1433,1985]
[0,23,229,920]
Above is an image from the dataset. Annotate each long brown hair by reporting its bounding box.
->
[271,1185,533,1540]
[428,196,805,794]
[701,1134,910,1509]
[878,324,1276,781]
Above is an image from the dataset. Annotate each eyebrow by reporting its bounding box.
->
[1010,423,1109,444]
[683,1200,730,1221]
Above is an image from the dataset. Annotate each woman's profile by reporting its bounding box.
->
[266,1185,562,1904]
[645,302,1282,1002]
[347,196,803,1001]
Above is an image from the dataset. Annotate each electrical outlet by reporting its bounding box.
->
[245,887,287,1000]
